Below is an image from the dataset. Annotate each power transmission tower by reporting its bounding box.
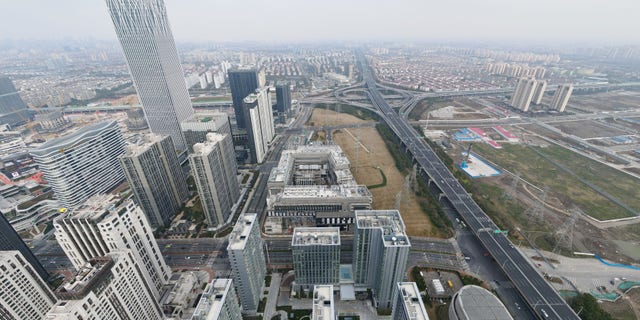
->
[552,209,580,254]
[395,191,403,211]
[525,186,548,223]
[506,171,521,199]
[410,164,418,192]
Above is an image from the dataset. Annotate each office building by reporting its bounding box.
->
[292,227,340,289]
[180,112,231,153]
[228,68,262,129]
[190,133,240,227]
[393,282,429,320]
[243,88,275,163]
[0,77,31,128]
[532,80,547,105]
[551,84,574,112]
[449,285,513,320]
[276,82,292,122]
[227,213,266,314]
[353,210,411,310]
[510,77,537,112]
[312,285,335,320]
[266,145,372,231]
[54,194,171,299]
[0,251,56,320]
[126,108,148,131]
[0,212,48,280]
[105,0,194,151]
[119,134,189,227]
[30,120,126,208]
[191,279,242,320]
[47,252,164,320]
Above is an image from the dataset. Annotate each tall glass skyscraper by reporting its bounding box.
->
[105,0,194,151]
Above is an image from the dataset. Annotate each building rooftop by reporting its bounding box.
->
[123,133,166,156]
[292,227,340,246]
[60,194,128,221]
[278,185,371,199]
[355,210,410,247]
[268,145,352,184]
[181,112,228,127]
[191,278,234,320]
[451,285,513,320]
[228,213,257,251]
[397,282,430,320]
[55,257,114,300]
[191,133,226,155]
[312,285,335,320]
[30,120,117,155]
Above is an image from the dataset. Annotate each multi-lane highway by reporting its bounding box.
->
[357,52,580,320]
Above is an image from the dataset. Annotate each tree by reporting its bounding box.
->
[568,293,613,320]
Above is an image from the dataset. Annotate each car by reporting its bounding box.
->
[483,252,489,257]
[515,302,520,310]
[541,309,549,318]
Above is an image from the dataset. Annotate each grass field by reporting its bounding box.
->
[473,143,638,221]
[309,107,444,237]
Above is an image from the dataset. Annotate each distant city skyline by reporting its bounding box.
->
[0,0,638,44]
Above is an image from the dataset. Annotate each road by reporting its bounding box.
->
[357,51,580,320]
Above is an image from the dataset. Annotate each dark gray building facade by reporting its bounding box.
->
[119,134,189,227]
[0,212,48,281]
[228,69,260,129]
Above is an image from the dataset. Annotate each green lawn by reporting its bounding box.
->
[473,143,637,220]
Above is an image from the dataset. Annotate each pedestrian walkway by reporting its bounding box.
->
[264,273,282,319]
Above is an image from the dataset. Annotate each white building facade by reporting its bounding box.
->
[53,194,171,299]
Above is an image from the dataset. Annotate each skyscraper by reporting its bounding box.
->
[228,68,261,128]
[189,133,240,228]
[551,84,574,112]
[0,251,57,320]
[532,80,547,105]
[105,0,194,151]
[0,77,31,128]
[227,213,266,314]
[276,82,292,122]
[180,112,231,153]
[243,88,275,163]
[119,134,189,227]
[30,120,126,208]
[54,194,171,299]
[0,212,48,280]
[47,252,164,320]
[510,77,537,112]
[191,279,242,320]
[292,227,341,290]
[353,210,410,310]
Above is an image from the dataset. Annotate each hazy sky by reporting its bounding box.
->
[1,0,638,44]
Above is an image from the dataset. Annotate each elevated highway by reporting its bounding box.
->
[358,52,580,320]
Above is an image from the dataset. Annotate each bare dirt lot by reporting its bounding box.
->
[410,97,492,121]
[550,120,629,139]
[308,108,442,237]
[306,106,371,127]
[567,90,640,112]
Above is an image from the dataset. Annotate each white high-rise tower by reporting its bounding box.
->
[53,194,171,299]
[105,0,194,151]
